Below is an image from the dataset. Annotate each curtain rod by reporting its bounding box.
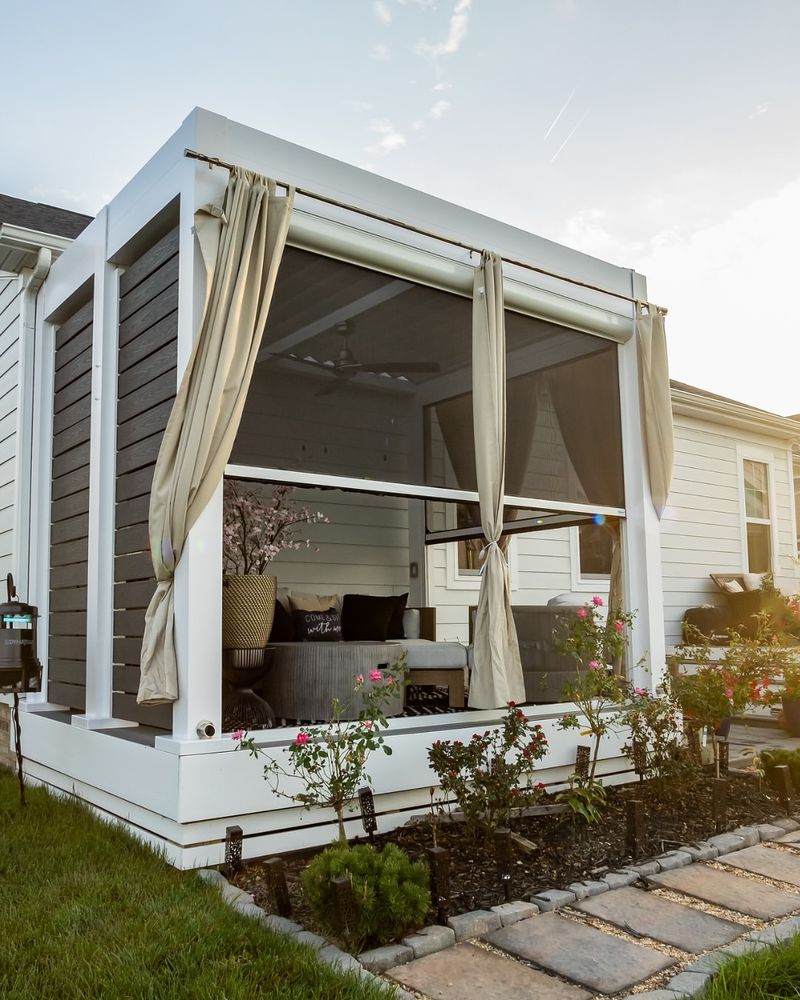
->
[184,148,667,316]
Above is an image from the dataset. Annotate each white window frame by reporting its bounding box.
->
[444,518,520,591]
[736,444,779,576]
[569,524,612,594]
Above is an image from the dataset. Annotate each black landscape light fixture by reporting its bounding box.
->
[0,574,42,808]
[0,574,41,695]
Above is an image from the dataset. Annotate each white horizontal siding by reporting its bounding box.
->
[0,278,20,582]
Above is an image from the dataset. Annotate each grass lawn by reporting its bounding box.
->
[698,935,800,999]
[0,770,396,1000]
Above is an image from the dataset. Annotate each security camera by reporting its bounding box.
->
[196,720,216,739]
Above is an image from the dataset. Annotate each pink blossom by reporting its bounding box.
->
[354,673,364,686]
[587,660,600,671]
[364,720,373,729]
[614,620,624,632]
[232,729,245,741]
[724,687,734,700]
[295,731,310,746]
[634,687,647,696]
[369,669,383,682]
[386,675,394,685]
[576,608,588,619]
[592,595,604,607]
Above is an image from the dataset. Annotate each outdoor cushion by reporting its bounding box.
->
[402,608,421,639]
[341,594,396,641]
[387,592,409,639]
[288,591,338,612]
[386,638,467,668]
[269,599,296,642]
[292,609,342,641]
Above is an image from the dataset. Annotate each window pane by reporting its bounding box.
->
[747,521,771,573]
[744,460,770,519]
[232,247,471,489]
[579,522,613,578]
[426,312,624,507]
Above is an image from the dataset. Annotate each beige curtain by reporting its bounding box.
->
[138,169,294,705]
[637,305,673,518]
[468,251,525,709]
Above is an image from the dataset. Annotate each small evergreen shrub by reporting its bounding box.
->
[302,842,430,950]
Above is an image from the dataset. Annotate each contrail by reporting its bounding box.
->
[543,87,577,141]
[550,108,590,163]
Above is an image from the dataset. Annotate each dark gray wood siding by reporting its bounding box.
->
[113,227,178,729]
[48,297,93,710]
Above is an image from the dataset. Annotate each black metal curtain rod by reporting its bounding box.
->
[184,148,667,316]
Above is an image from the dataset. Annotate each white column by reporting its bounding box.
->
[166,160,227,743]
[617,274,666,692]
[74,209,132,729]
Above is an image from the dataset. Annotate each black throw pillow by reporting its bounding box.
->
[292,609,342,642]
[269,600,296,642]
[341,594,397,642]
[387,593,409,640]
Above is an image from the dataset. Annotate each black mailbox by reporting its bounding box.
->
[0,574,41,694]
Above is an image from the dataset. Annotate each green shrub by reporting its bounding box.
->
[302,842,430,951]
[761,747,800,788]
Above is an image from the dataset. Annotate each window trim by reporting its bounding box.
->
[736,445,779,576]
[569,525,612,593]
[444,506,520,591]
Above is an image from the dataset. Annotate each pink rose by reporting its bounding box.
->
[364,720,373,729]
[386,675,394,685]
[592,596,604,607]
[614,620,624,632]
[587,660,600,671]
[369,669,383,682]
[232,729,245,741]
[634,687,647,696]
[355,674,364,686]
[295,732,310,745]
[724,687,734,699]
[576,608,588,619]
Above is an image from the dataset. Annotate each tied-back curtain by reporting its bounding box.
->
[469,251,525,709]
[138,169,294,706]
[637,305,673,518]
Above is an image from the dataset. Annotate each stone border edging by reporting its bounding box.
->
[199,814,800,999]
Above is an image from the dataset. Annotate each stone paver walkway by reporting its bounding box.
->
[386,830,800,1000]
[648,860,799,919]
[575,885,744,953]
[389,941,592,1000]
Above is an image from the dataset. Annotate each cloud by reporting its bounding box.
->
[370,43,391,61]
[373,1,392,23]
[432,81,452,92]
[345,100,374,113]
[749,102,769,119]
[366,119,407,154]
[561,176,800,415]
[429,99,451,119]
[416,0,471,59]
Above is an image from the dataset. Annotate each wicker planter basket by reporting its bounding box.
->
[222,575,277,649]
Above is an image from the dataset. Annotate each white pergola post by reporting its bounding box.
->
[169,160,227,742]
[617,280,666,692]
[74,216,133,729]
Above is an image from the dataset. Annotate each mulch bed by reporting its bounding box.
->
[234,770,790,933]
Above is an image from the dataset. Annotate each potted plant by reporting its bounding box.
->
[222,481,327,649]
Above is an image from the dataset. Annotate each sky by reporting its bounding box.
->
[2,0,799,415]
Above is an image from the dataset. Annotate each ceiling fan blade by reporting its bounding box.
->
[361,361,441,373]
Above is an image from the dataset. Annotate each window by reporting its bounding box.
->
[742,458,772,573]
[578,522,613,579]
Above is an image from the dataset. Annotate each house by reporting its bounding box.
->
[2,108,693,865]
[0,195,92,586]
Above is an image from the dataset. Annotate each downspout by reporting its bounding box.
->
[16,247,52,597]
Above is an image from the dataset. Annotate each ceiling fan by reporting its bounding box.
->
[269,321,441,395]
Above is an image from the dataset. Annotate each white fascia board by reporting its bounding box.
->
[0,223,72,260]
[191,108,640,319]
[671,388,800,443]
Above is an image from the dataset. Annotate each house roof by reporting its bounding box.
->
[0,193,92,239]
[670,379,800,441]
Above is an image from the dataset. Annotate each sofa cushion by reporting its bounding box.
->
[341,594,396,641]
[387,593,409,639]
[288,591,338,612]
[387,639,467,669]
[402,608,421,640]
[292,609,342,642]
[269,599,296,642]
